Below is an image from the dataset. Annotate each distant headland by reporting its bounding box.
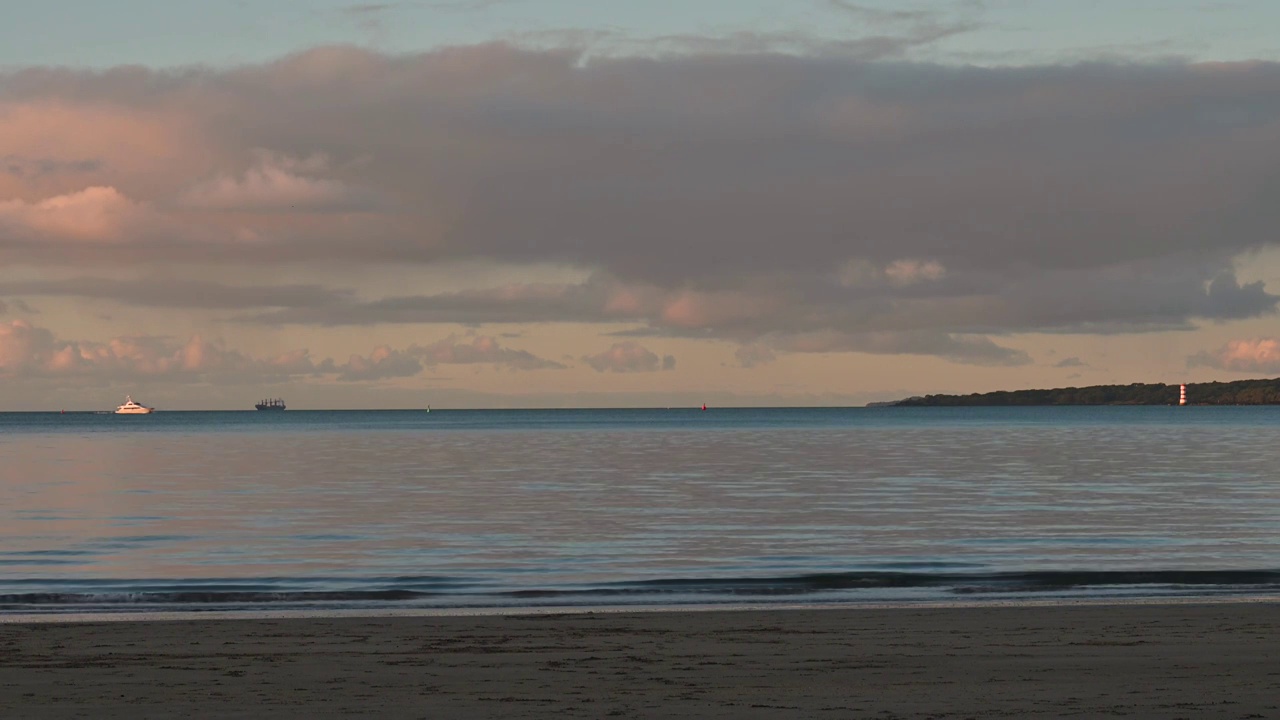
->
[878,378,1280,407]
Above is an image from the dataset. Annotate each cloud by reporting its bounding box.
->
[342,3,398,14]
[774,330,1032,366]
[1054,356,1087,368]
[178,152,377,213]
[1200,272,1277,320]
[1188,338,1280,373]
[0,277,352,310]
[0,318,562,384]
[413,334,566,370]
[884,259,946,286]
[583,342,675,373]
[0,298,35,315]
[327,345,423,381]
[0,320,269,379]
[557,0,983,60]
[5,46,1280,366]
[0,320,51,373]
[944,261,1280,335]
[242,280,616,326]
[823,0,980,58]
[2,154,101,178]
[827,1,935,24]
[320,334,565,380]
[0,186,148,242]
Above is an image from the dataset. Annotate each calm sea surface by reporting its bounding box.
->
[3,406,1280,615]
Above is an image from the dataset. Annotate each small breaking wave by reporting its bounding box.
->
[4,569,1280,614]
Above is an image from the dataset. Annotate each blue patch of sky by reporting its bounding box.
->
[0,0,1276,69]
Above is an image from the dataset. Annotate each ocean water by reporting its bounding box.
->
[3,406,1280,616]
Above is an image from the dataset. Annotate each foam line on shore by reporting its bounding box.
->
[5,592,1280,624]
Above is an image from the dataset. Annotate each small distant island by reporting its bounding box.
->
[882,378,1280,406]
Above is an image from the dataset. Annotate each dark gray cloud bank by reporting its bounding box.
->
[4,45,1280,366]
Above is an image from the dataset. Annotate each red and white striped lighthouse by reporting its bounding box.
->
[1179,383,1187,406]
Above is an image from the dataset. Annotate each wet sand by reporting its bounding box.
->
[3,602,1279,718]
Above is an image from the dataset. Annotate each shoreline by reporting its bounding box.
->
[2,589,1280,622]
[5,601,1280,718]
[6,591,1280,624]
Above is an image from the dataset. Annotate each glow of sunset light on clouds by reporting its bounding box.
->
[3,0,1280,409]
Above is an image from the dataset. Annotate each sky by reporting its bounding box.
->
[3,1,1280,410]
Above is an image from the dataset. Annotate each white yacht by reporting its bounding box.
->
[115,395,154,415]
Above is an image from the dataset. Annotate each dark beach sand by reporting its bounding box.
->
[3,602,1279,719]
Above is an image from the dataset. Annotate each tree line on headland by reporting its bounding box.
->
[887,378,1280,406]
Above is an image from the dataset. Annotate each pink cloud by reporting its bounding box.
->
[0,186,146,241]
[583,341,675,373]
[0,320,209,376]
[659,290,776,329]
[884,258,946,285]
[18,330,259,377]
[0,319,336,381]
[179,152,372,212]
[1188,338,1280,373]
[603,285,661,318]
